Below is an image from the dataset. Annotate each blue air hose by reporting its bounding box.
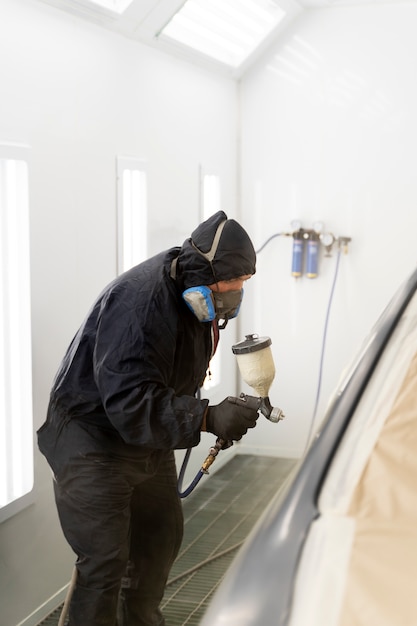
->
[178,437,227,498]
[177,448,205,498]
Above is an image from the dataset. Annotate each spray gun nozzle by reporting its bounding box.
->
[228,393,285,423]
[257,395,285,423]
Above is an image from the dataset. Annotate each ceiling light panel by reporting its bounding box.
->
[82,0,134,14]
[159,0,286,68]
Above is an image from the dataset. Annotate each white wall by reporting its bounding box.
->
[3,0,417,623]
[0,1,238,624]
[238,3,417,459]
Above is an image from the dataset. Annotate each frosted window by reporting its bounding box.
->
[201,172,222,389]
[0,151,33,517]
[203,174,221,221]
[203,348,221,390]
[117,157,148,274]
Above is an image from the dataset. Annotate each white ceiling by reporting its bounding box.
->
[37,0,414,78]
[299,0,409,5]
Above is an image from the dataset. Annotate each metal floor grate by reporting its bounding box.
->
[162,454,296,625]
[37,454,296,626]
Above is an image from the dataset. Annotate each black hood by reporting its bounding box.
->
[177,211,256,290]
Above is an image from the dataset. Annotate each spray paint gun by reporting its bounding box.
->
[200,334,285,474]
[231,333,285,420]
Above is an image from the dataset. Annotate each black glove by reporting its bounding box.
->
[206,397,259,442]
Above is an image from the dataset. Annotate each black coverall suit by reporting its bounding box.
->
[37,210,256,625]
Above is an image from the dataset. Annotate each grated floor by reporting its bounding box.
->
[37,454,296,626]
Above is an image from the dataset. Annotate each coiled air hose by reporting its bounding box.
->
[177,438,227,498]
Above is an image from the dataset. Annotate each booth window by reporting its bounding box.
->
[117,157,148,274]
[201,170,222,389]
[0,146,33,522]
[202,172,221,222]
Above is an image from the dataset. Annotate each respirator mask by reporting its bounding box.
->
[177,218,244,329]
[182,285,243,327]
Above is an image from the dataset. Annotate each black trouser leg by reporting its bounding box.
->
[118,451,184,626]
[53,448,182,626]
[53,456,132,626]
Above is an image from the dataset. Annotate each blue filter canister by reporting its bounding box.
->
[306,233,319,278]
[291,231,304,277]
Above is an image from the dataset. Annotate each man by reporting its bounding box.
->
[37,210,259,625]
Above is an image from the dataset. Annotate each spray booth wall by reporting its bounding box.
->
[0,1,238,624]
[2,0,417,624]
[237,2,417,459]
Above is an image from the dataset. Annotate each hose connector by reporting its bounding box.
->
[201,438,228,474]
